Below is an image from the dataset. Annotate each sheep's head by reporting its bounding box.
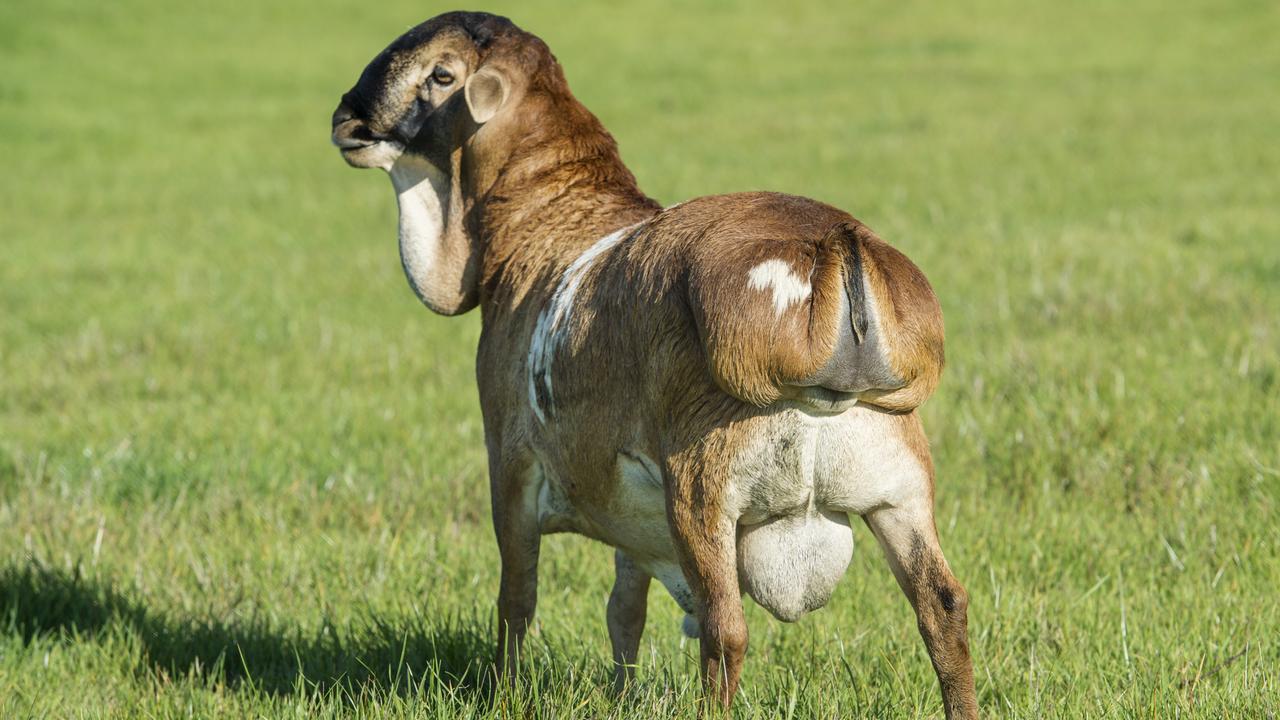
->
[330,11,528,172]
[330,12,553,316]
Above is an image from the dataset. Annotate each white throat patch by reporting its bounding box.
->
[389,155,449,307]
[748,259,812,317]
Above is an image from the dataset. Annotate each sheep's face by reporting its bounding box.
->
[331,12,516,171]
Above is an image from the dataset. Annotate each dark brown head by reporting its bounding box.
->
[330,11,542,172]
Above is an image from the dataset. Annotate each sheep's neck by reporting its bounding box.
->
[475,110,661,305]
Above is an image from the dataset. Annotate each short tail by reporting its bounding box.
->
[833,222,870,345]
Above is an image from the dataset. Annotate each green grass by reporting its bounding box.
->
[2,0,1278,716]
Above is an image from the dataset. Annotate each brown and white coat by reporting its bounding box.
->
[331,11,975,718]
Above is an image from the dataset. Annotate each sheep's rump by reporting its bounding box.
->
[641,192,944,412]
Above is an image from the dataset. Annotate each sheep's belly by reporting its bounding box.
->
[737,510,853,622]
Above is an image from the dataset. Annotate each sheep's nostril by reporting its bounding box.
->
[331,102,379,150]
[332,121,375,150]
[332,102,356,128]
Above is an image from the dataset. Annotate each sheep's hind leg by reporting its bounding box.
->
[865,500,977,719]
[665,463,747,707]
[607,550,651,693]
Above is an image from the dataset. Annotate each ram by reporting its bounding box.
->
[331,11,976,717]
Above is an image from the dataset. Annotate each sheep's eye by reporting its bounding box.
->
[431,67,454,86]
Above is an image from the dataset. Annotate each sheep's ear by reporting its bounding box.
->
[464,67,509,124]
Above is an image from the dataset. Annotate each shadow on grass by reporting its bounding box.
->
[0,561,497,701]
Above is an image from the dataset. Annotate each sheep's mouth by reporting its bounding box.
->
[334,137,375,152]
[333,134,405,170]
[333,122,385,149]
[332,102,407,169]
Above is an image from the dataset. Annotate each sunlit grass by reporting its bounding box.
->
[1,0,1277,716]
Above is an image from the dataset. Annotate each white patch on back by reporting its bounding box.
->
[527,222,643,424]
[747,259,811,317]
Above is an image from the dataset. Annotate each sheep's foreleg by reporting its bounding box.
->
[492,456,542,679]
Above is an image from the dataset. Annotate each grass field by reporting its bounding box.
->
[2,0,1279,717]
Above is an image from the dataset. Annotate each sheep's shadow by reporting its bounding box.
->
[0,561,496,700]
